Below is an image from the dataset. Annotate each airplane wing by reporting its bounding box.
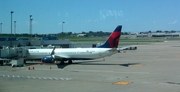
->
[117,46,137,52]
[53,54,70,59]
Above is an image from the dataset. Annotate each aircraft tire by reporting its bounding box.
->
[68,60,72,64]
[60,61,64,64]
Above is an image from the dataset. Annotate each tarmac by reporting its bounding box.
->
[0,41,180,92]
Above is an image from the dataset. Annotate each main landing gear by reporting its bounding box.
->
[68,60,72,64]
[60,61,64,64]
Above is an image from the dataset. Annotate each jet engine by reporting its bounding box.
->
[41,56,54,63]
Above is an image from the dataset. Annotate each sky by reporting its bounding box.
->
[0,0,180,34]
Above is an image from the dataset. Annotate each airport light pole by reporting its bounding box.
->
[62,21,65,39]
[31,19,33,38]
[0,23,2,34]
[30,15,33,38]
[11,11,14,35]
[14,21,16,35]
[10,11,14,47]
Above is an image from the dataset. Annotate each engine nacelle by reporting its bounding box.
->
[41,56,54,63]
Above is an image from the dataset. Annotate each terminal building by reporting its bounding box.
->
[151,33,180,38]
[136,32,180,38]
[0,37,71,48]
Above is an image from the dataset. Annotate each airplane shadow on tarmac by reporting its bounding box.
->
[56,60,140,69]
[25,60,140,69]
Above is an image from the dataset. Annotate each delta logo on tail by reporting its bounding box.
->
[97,25,122,48]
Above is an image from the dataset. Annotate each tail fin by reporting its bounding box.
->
[97,25,122,48]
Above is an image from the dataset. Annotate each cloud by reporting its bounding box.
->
[65,12,69,17]
[57,12,61,16]
[100,10,106,19]
[32,21,38,25]
[100,9,123,20]
[81,19,99,23]
[169,20,178,24]
[57,12,69,17]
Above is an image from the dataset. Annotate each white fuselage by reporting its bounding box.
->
[26,48,118,60]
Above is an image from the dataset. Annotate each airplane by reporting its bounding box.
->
[25,25,122,64]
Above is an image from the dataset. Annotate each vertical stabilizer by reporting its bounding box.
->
[97,25,122,48]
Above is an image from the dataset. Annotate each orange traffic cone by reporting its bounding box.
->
[32,66,35,70]
[40,62,43,65]
[28,67,30,70]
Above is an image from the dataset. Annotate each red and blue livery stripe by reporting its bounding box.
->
[97,25,122,48]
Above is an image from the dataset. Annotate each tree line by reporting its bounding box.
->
[0,30,179,38]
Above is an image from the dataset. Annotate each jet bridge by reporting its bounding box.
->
[0,47,18,58]
[0,47,29,66]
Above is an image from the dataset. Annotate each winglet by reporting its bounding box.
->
[50,46,56,58]
[97,25,122,48]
